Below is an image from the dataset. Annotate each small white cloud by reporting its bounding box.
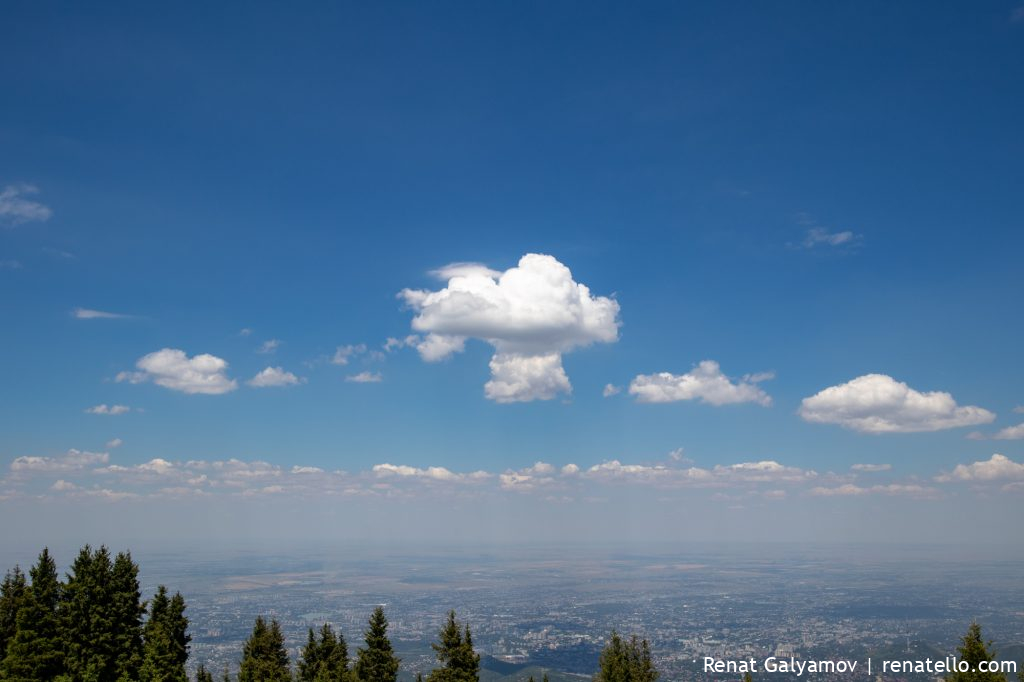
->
[346,371,382,383]
[602,383,621,397]
[1013,405,1024,414]
[239,328,253,337]
[73,308,130,320]
[400,253,620,402]
[992,423,1024,440]
[118,348,237,395]
[51,480,79,492]
[383,336,418,353]
[850,463,892,472]
[105,438,124,449]
[247,366,304,388]
[10,449,109,474]
[332,344,367,365]
[372,463,488,483]
[561,463,580,475]
[85,404,131,415]
[802,227,858,248]
[798,374,995,433]
[0,184,52,225]
[810,483,937,498]
[935,454,1024,483]
[256,339,281,354]
[0,259,22,270]
[291,466,324,474]
[629,360,772,406]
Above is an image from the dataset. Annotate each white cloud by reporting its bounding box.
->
[992,423,1024,440]
[73,308,130,320]
[0,260,22,270]
[1014,406,1024,414]
[602,383,621,397]
[85,404,131,415]
[247,366,304,388]
[372,463,489,483]
[561,463,580,475]
[239,328,253,337]
[802,227,858,248]
[291,466,324,474]
[399,253,620,402]
[257,339,281,354]
[629,360,773,406]
[810,483,938,498]
[383,336,418,353]
[346,371,382,383]
[485,353,570,403]
[105,438,124,449]
[332,344,366,365]
[10,449,109,474]
[0,184,52,225]
[935,454,1024,483]
[51,480,79,492]
[851,463,891,472]
[798,374,995,433]
[118,348,237,395]
[499,462,560,491]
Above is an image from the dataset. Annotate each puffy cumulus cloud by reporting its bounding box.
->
[332,344,367,365]
[73,308,130,320]
[561,463,580,475]
[51,480,79,491]
[851,463,891,472]
[0,184,52,225]
[399,253,620,402]
[118,349,237,395]
[798,374,995,433]
[602,383,621,397]
[10,449,109,474]
[105,438,124,449]
[935,454,1024,483]
[810,483,939,498]
[247,366,304,388]
[291,466,324,474]
[85,404,131,415]
[628,360,773,406]
[499,461,561,491]
[485,353,570,403]
[581,458,816,488]
[346,371,382,383]
[993,423,1024,440]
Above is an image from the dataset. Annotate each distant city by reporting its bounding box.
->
[8,543,1013,682]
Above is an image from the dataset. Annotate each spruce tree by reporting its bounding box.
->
[195,665,215,682]
[0,565,27,659]
[354,607,400,682]
[140,586,191,682]
[594,631,658,682]
[111,551,146,681]
[947,622,1006,682]
[2,548,64,680]
[298,623,348,682]
[61,544,119,682]
[427,611,479,682]
[238,616,291,682]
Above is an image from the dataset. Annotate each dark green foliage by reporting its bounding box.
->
[140,585,191,682]
[427,611,479,682]
[195,664,215,682]
[0,565,28,659]
[61,544,119,682]
[238,616,291,682]
[744,673,753,682]
[111,551,146,680]
[593,631,658,682]
[947,622,1005,682]
[354,607,400,682]
[2,548,64,680]
[298,623,349,682]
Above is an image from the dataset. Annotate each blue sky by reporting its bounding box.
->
[2,1,1023,547]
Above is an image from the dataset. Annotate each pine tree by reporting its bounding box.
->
[594,631,658,682]
[140,586,191,682]
[298,623,348,682]
[111,551,146,681]
[195,664,215,682]
[744,673,753,682]
[238,616,291,682]
[947,622,1006,682]
[1,548,64,680]
[427,611,479,682]
[61,544,119,682]
[354,607,400,682]
[0,565,28,659]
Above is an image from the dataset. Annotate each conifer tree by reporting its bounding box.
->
[2,548,64,680]
[427,611,479,682]
[744,673,753,682]
[298,623,348,682]
[354,607,400,682]
[0,565,28,662]
[140,585,191,682]
[61,544,119,682]
[195,664,215,682]
[238,616,291,682]
[947,622,1006,682]
[593,631,658,682]
[111,551,146,681]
